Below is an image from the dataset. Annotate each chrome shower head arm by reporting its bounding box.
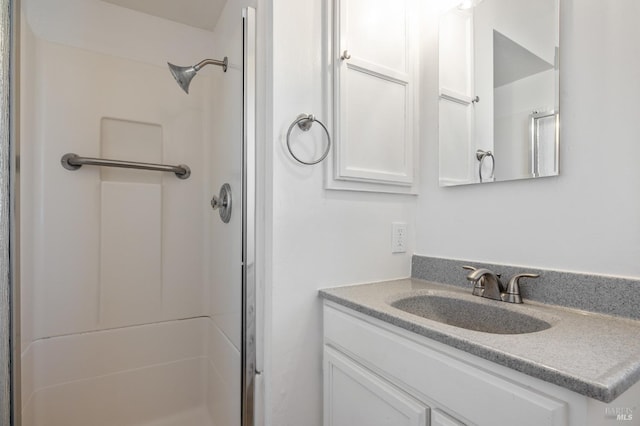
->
[194,57,228,72]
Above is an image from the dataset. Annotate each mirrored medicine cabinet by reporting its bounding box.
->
[438,0,559,186]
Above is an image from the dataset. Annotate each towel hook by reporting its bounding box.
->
[286,113,331,165]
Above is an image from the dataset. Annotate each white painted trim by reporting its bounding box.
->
[254,0,272,424]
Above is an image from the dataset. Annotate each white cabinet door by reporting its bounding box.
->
[324,347,428,426]
[438,7,476,185]
[332,0,417,190]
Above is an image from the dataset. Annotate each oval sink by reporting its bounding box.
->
[390,295,552,334]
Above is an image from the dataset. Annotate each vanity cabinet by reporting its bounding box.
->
[323,301,591,426]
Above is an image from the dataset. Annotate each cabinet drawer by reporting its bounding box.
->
[324,303,568,426]
[324,347,429,426]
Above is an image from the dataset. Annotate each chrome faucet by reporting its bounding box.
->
[463,266,539,304]
[465,267,504,300]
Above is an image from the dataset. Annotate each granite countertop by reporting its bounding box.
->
[319,278,640,403]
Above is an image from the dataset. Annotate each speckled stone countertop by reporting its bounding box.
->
[319,278,640,403]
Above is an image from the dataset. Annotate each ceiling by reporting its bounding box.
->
[493,30,554,88]
[100,0,227,31]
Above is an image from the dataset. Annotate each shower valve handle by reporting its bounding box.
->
[211,183,232,224]
[211,195,227,209]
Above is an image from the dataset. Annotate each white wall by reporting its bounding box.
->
[416,0,640,278]
[265,1,640,425]
[266,1,417,425]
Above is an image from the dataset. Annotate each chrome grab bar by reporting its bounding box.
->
[61,153,191,179]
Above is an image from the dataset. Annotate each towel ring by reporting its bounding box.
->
[476,149,495,183]
[286,114,331,165]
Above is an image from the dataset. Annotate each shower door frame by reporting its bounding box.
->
[242,6,257,426]
[0,0,19,424]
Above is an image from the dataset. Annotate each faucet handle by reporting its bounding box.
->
[504,273,540,304]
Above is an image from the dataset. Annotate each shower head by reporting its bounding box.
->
[167,57,228,94]
[168,63,198,94]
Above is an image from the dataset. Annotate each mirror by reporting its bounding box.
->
[438,0,559,186]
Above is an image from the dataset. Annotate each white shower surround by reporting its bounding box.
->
[19,0,250,424]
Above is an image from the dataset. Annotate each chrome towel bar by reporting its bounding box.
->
[60,153,191,179]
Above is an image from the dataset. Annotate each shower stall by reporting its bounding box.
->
[11,0,257,424]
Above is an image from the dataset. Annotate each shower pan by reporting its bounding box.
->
[9,0,258,425]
